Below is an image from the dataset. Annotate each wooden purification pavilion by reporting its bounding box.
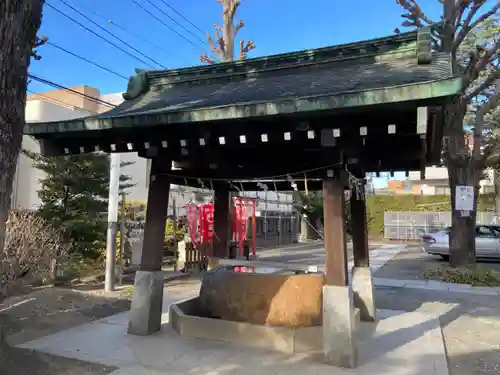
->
[25,27,460,367]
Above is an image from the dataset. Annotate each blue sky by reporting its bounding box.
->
[30,0,444,188]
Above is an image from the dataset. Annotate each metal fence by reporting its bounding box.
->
[384,211,498,240]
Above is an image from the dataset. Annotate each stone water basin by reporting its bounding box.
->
[198,265,325,327]
[169,264,329,354]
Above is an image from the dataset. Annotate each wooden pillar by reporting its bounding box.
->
[322,178,348,286]
[322,175,357,368]
[139,160,171,270]
[212,189,231,259]
[351,183,369,268]
[350,176,376,322]
[128,157,170,336]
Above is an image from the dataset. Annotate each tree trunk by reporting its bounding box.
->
[447,155,481,267]
[494,169,500,222]
[0,0,44,257]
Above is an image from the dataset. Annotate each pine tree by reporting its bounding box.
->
[24,151,134,258]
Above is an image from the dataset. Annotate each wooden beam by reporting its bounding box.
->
[323,178,348,286]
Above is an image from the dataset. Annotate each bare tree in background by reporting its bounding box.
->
[396,0,499,267]
[200,0,256,63]
[0,1,45,261]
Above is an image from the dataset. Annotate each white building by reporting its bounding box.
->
[408,166,494,195]
[11,99,92,209]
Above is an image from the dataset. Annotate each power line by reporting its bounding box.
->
[143,0,207,46]
[27,90,100,114]
[157,0,205,35]
[45,2,159,69]
[28,73,117,108]
[74,5,181,62]
[46,41,129,80]
[130,0,206,53]
[54,0,167,69]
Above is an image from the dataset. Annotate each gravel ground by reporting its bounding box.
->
[0,286,131,375]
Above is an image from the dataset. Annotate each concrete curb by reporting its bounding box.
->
[374,277,500,296]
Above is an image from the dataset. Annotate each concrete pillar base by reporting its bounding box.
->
[322,285,358,368]
[351,266,376,322]
[127,271,164,336]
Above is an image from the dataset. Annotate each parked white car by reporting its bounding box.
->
[421,225,500,260]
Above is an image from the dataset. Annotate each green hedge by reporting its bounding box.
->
[366,194,495,237]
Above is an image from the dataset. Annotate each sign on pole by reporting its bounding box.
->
[455,185,474,216]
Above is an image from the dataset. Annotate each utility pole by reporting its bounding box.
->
[105,153,120,292]
[119,192,126,285]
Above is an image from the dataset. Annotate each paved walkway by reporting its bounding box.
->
[374,284,500,375]
[258,243,406,276]
[16,245,451,375]
[19,296,448,375]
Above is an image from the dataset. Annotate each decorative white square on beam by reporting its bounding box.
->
[284,132,291,141]
[127,143,133,150]
[360,127,367,136]
[327,169,334,178]
[144,142,150,149]
[333,129,341,137]
[239,135,247,144]
[307,130,315,139]
[94,145,100,152]
[199,138,206,146]
[79,147,85,153]
[218,136,226,145]
[161,140,168,148]
[261,134,268,142]
[417,107,428,134]
[110,144,116,151]
[64,148,70,154]
[388,124,396,134]
[180,139,187,147]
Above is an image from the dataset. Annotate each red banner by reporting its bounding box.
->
[186,198,256,258]
[200,203,214,244]
[185,203,200,246]
[233,197,252,255]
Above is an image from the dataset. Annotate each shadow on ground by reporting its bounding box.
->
[375,283,500,375]
[0,287,130,346]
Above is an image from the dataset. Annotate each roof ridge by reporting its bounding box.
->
[149,48,419,89]
[122,28,433,101]
[147,30,420,80]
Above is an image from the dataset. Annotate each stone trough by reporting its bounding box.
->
[169,264,360,355]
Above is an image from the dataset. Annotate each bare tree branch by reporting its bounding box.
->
[473,87,499,160]
[466,68,500,102]
[453,1,500,52]
[238,39,256,60]
[31,35,48,61]
[201,0,255,64]
[396,0,435,27]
